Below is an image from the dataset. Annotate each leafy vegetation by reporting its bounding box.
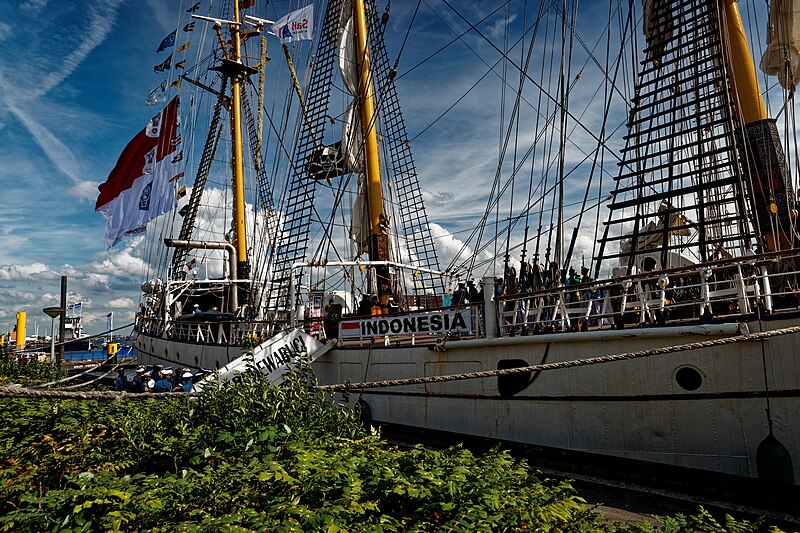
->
[0,359,67,386]
[0,363,784,532]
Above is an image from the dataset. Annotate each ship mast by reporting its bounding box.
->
[722,0,794,252]
[229,1,250,281]
[352,0,392,304]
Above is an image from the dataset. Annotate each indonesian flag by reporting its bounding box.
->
[96,97,181,248]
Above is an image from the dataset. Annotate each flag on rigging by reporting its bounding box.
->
[156,30,176,52]
[186,258,196,271]
[146,79,168,106]
[271,4,313,44]
[183,22,195,32]
[186,2,200,13]
[239,0,256,9]
[176,42,190,53]
[175,60,186,69]
[106,312,113,333]
[96,97,181,248]
[154,54,172,72]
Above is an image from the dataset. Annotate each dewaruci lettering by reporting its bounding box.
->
[255,337,308,374]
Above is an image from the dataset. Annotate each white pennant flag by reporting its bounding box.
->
[271,4,313,44]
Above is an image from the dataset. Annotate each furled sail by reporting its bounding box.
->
[338,10,370,254]
[642,0,674,66]
[619,202,693,259]
[760,0,800,88]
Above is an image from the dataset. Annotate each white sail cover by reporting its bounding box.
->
[760,0,800,88]
[338,14,371,254]
[350,175,370,255]
[338,17,359,95]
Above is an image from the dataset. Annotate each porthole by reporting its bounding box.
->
[215,359,220,369]
[675,366,703,391]
[176,352,181,361]
[164,348,168,358]
[194,356,199,365]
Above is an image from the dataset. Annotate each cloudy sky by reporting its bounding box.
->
[0,0,779,337]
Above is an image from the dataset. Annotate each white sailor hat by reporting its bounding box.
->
[135,366,146,373]
[163,368,173,375]
[182,371,193,379]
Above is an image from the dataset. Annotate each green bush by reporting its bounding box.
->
[0,360,67,386]
[0,366,784,532]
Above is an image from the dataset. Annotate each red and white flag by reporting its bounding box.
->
[96,97,181,248]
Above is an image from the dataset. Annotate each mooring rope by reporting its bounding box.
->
[29,356,136,389]
[316,324,800,392]
[60,360,127,390]
[0,387,199,400]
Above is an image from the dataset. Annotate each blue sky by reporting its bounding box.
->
[0,0,780,336]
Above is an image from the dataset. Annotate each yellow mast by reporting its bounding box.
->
[230,1,249,275]
[352,0,392,304]
[722,0,767,124]
[722,0,793,252]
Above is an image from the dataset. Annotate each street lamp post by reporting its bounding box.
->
[43,307,65,365]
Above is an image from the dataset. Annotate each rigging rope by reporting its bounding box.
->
[282,43,319,146]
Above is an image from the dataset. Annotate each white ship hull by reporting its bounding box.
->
[135,315,800,483]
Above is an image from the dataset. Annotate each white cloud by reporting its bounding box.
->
[0,262,57,281]
[108,297,134,308]
[68,180,101,202]
[82,272,110,292]
[0,23,12,42]
[1,99,83,182]
[20,0,48,16]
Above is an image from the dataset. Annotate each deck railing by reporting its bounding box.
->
[136,251,800,345]
[496,252,800,335]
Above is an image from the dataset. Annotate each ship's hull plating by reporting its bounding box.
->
[135,317,800,483]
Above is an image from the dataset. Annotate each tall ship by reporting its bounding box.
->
[108,0,800,484]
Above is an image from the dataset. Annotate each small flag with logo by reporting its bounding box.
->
[157,30,176,52]
[154,54,172,73]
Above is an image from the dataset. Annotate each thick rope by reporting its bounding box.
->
[61,360,125,390]
[30,356,135,389]
[0,387,199,400]
[317,324,800,392]
[255,33,266,172]
[282,43,318,145]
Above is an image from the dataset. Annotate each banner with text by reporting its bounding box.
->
[340,308,475,339]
